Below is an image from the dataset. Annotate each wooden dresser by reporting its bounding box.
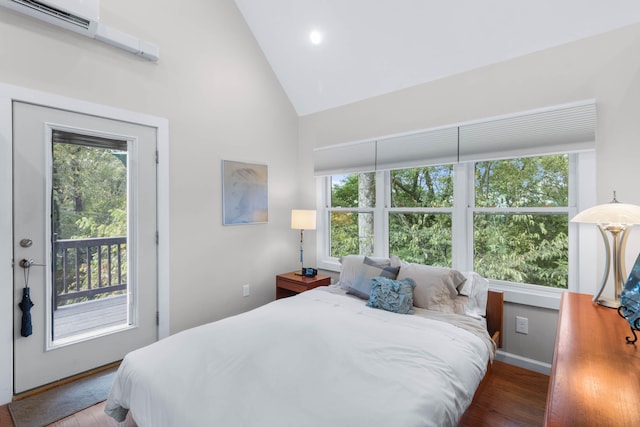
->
[544,292,640,426]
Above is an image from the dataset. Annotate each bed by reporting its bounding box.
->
[105,258,503,427]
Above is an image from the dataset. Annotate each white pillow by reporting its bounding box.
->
[338,255,390,290]
[459,271,489,318]
[396,263,466,311]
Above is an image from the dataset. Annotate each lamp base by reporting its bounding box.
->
[596,298,620,309]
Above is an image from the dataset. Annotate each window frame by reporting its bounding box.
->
[317,151,596,308]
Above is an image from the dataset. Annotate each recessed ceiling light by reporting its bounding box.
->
[309,30,323,45]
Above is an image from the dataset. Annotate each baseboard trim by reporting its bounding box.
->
[495,350,551,376]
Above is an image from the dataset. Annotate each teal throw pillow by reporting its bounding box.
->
[367,277,416,314]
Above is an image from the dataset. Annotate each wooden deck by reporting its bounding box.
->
[53,295,128,340]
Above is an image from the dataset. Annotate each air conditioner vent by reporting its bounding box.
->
[8,0,90,29]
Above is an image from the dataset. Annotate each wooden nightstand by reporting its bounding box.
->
[276,271,331,299]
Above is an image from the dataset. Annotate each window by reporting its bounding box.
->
[389,166,453,266]
[472,155,569,288]
[321,153,576,289]
[329,173,375,257]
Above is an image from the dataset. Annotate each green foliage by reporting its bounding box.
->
[75,208,127,237]
[330,212,362,257]
[473,213,568,288]
[391,166,453,207]
[389,213,451,266]
[331,174,357,208]
[476,155,568,208]
[53,142,127,239]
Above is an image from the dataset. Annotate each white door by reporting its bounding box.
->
[13,101,158,393]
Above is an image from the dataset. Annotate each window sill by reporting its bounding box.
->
[489,281,562,310]
[318,259,342,273]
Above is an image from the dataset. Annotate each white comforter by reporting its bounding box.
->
[105,288,494,427]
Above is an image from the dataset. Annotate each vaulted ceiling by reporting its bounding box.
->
[234,0,640,116]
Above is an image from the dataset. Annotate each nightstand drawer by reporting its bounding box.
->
[276,271,331,299]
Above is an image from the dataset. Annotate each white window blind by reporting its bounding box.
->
[313,100,596,175]
[458,101,596,162]
[313,140,376,176]
[375,127,459,170]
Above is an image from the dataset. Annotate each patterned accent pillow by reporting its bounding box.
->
[338,255,391,290]
[346,256,400,300]
[367,277,416,314]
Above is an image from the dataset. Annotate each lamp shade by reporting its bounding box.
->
[291,209,316,230]
[571,202,640,226]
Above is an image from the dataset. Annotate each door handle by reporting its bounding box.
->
[19,259,45,268]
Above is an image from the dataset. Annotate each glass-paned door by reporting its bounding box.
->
[13,101,158,393]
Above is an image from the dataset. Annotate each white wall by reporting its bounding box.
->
[299,22,640,368]
[0,0,300,403]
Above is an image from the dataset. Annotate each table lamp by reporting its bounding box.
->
[571,192,640,308]
[291,209,316,274]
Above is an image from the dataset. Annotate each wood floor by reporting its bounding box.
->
[459,361,549,427]
[0,360,548,427]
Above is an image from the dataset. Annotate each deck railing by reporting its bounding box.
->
[53,236,127,309]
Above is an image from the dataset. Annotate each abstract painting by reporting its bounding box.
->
[222,160,268,225]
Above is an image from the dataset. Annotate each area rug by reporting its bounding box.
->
[8,368,116,427]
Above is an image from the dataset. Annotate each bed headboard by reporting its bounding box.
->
[486,290,504,348]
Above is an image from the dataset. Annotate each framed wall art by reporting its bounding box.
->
[222,160,268,225]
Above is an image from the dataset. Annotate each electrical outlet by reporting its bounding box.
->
[242,284,250,297]
[516,316,529,334]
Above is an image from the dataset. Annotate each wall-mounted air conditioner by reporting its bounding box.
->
[0,0,159,62]
[0,0,100,36]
